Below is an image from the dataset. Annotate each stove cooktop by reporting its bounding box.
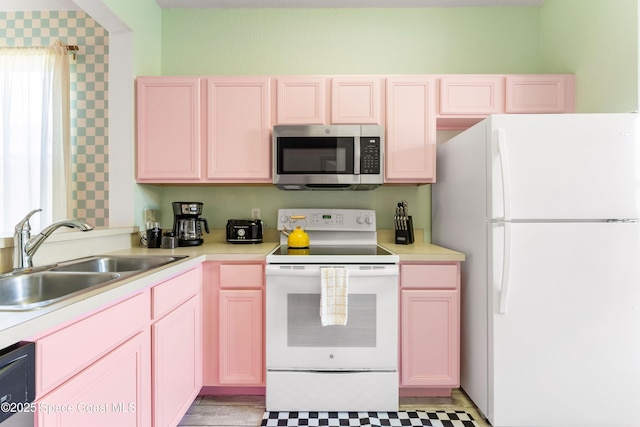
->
[271,245,392,256]
[266,244,398,264]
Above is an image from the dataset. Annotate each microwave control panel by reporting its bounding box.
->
[360,137,381,174]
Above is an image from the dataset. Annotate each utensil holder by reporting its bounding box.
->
[395,215,414,245]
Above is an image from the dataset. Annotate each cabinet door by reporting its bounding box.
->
[153,296,203,427]
[439,75,504,115]
[36,293,149,396]
[37,332,151,427]
[401,290,459,387]
[505,74,575,113]
[136,77,202,182]
[206,77,271,182]
[386,77,436,183]
[276,77,326,124]
[218,289,263,385]
[331,77,381,124]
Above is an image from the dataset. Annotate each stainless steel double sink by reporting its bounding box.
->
[0,255,187,311]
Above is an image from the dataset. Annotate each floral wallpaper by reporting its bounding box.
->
[0,10,109,227]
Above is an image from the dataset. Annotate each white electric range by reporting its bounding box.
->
[265,209,399,411]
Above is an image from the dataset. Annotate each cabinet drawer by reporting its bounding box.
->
[37,292,149,395]
[400,263,459,289]
[153,267,201,320]
[219,263,264,289]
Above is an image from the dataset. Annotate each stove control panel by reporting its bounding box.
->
[277,209,376,232]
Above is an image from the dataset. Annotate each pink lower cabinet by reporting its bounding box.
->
[35,293,152,427]
[399,262,460,396]
[151,267,203,427]
[37,331,151,427]
[203,262,265,388]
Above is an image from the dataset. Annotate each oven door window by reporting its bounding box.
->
[287,294,376,347]
[277,137,354,174]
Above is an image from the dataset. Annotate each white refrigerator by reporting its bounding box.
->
[432,114,640,427]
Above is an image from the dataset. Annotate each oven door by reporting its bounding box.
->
[265,264,398,371]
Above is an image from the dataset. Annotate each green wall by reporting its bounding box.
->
[100,0,165,227]
[160,7,541,75]
[102,0,162,75]
[540,0,638,113]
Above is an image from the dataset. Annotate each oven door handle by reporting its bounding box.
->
[265,265,399,277]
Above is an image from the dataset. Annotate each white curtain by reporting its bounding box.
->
[0,41,70,235]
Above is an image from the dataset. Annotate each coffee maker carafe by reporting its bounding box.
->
[172,202,210,246]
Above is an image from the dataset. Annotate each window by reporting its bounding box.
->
[0,41,70,235]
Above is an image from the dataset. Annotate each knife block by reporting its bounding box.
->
[395,216,415,245]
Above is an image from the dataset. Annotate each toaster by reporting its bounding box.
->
[226,219,264,244]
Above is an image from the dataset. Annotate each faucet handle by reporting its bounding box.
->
[15,209,42,232]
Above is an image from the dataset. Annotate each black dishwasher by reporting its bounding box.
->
[0,342,35,427]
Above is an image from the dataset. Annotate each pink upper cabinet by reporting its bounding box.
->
[506,74,576,113]
[136,77,203,182]
[439,75,504,115]
[275,76,382,125]
[206,77,272,182]
[276,77,327,124]
[331,77,382,124]
[385,76,436,183]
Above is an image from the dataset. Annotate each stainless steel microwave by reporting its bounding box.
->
[273,124,384,190]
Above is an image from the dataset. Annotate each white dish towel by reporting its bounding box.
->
[320,267,348,326]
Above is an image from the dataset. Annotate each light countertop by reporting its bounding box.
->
[0,229,464,348]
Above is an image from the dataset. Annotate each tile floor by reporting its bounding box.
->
[178,390,491,427]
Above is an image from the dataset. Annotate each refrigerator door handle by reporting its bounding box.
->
[498,221,512,315]
[496,129,512,221]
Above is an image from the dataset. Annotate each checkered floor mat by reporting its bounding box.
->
[260,410,478,427]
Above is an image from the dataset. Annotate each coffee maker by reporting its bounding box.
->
[172,202,210,246]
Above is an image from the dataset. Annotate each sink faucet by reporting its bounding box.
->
[13,209,94,271]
